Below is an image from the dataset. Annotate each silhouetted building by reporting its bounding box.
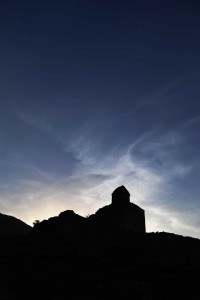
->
[32,185,146,235]
[112,185,130,206]
[93,186,146,232]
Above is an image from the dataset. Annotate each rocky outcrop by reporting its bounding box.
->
[32,210,85,234]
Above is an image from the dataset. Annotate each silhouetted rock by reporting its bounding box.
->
[32,210,85,234]
[0,212,32,235]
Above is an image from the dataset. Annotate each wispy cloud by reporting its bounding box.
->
[1,99,199,238]
[180,114,200,129]
[64,126,200,238]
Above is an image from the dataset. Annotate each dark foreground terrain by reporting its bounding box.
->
[0,229,200,299]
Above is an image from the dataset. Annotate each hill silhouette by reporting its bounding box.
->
[32,210,85,235]
[0,212,32,235]
[0,229,199,299]
[0,186,199,299]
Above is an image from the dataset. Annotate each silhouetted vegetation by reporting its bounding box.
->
[33,219,40,226]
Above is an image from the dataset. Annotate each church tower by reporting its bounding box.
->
[112,185,130,206]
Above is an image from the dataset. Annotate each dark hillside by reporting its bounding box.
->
[1,186,199,299]
[0,212,32,235]
[0,230,199,299]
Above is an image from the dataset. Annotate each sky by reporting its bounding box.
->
[0,0,200,238]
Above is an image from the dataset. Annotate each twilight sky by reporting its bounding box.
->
[0,0,200,238]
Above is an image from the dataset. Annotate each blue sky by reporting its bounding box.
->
[0,0,200,237]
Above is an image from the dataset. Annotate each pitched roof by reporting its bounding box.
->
[112,185,130,196]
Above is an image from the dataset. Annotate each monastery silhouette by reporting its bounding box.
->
[93,185,146,232]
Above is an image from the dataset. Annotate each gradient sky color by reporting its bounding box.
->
[0,0,200,238]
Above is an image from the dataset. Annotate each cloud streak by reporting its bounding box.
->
[63,124,200,238]
[1,102,199,239]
